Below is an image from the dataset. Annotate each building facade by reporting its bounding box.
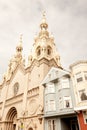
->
[42,67,79,130]
[0,13,86,130]
[0,14,61,130]
[70,61,87,130]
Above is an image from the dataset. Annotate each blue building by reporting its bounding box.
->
[42,67,79,130]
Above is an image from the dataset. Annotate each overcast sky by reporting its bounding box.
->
[0,0,87,81]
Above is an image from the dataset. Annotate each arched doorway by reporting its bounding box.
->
[28,127,33,130]
[5,107,17,130]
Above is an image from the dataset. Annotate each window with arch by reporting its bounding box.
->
[13,82,19,96]
[36,46,41,56]
[47,46,52,56]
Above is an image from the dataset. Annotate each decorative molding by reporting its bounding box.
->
[26,57,60,73]
[28,99,38,115]
[27,87,39,98]
[70,60,87,69]
[5,93,23,107]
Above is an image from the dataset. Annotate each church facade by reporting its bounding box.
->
[0,14,61,130]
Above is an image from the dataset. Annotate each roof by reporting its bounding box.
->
[42,67,70,84]
[69,60,87,69]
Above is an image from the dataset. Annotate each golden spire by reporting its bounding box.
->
[40,11,48,30]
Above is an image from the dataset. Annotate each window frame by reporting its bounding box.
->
[45,82,55,94]
[61,78,70,89]
[63,96,72,108]
[47,119,56,130]
[79,89,87,101]
[76,72,83,83]
[45,100,56,112]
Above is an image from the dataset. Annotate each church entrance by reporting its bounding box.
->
[5,107,17,130]
[28,127,33,130]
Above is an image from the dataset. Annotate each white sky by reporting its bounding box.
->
[0,0,87,81]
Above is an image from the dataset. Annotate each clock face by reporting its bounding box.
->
[13,82,19,95]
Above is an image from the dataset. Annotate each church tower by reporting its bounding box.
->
[28,12,61,68]
[25,13,62,130]
[3,35,25,82]
[27,12,62,87]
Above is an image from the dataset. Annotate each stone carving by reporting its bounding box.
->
[28,99,38,115]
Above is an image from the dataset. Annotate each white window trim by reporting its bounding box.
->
[61,78,70,88]
[45,82,55,94]
[75,72,83,83]
[45,100,56,111]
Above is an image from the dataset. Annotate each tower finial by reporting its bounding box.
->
[42,11,46,18]
[40,11,48,30]
[19,34,23,43]
[16,34,23,52]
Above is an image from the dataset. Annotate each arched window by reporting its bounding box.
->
[37,49,41,56]
[13,82,19,96]
[47,46,52,55]
[36,46,41,56]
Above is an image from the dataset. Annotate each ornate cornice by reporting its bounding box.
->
[70,60,87,69]
[5,93,23,107]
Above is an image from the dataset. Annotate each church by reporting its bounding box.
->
[1,12,87,130]
[0,13,61,130]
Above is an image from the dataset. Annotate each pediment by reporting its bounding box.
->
[42,67,70,84]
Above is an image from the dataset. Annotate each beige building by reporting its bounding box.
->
[70,61,87,129]
[70,60,87,130]
[0,14,61,130]
[70,61,87,108]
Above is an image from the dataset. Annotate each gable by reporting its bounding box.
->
[42,67,70,84]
